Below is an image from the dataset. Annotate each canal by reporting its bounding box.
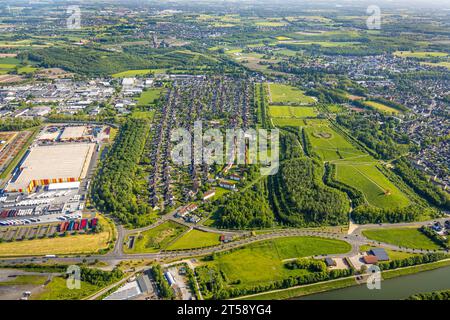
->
[297,266,450,300]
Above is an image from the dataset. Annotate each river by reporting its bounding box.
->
[296,266,450,300]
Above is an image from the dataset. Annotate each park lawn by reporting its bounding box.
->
[166,229,221,250]
[268,83,316,105]
[0,215,113,257]
[112,69,165,78]
[304,123,367,161]
[124,221,188,254]
[31,276,100,300]
[362,227,442,250]
[269,105,317,118]
[335,163,410,209]
[0,275,48,286]
[136,89,164,106]
[204,236,351,289]
[364,101,400,114]
[394,51,448,58]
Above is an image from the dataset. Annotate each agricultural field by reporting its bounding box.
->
[166,229,221,250]
[201,236,351,289]
[362,227,443,250]
[124,221,188,253]
[268,83,316,105]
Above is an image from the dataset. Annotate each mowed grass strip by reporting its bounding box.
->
[166,229,221,250]
[336,164,410,208]
[362,227,442,250]
[268,83,316,105]
[205,236,351,288]
[124,221,188,253]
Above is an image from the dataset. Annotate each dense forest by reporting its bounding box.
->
[91,118,151,227]
[217,179,274,229]
[269,158,349,226]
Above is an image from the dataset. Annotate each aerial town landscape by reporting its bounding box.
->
[0,0,449,305]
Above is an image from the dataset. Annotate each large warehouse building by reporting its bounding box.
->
[6,143,95,193]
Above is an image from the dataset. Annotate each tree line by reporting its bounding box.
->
[91,118,151,227]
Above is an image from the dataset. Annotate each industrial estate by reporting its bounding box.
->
[0,0,448,303]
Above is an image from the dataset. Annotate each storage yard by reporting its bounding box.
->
[0,124,110,228]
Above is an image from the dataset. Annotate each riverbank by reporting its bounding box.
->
[233,258,450,300]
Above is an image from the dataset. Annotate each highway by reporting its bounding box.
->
[0,216,448,267]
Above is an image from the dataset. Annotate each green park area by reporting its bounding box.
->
[362,227,442,250]
[112,69,165,78]
[201,236,351,289]
[166,229,222,250]
[268,83,316,105]
[124,221,188,253]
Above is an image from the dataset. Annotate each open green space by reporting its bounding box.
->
[362,227,443,250]
[166,229,221,250]
[364,101,400,114]
[124,221,188,253]
[394,51,448,58]
[31,276,100,300]
[336,164,410,208]
[269,105,317,118]
[268,83,316,105]
[0,275,47,286]
[203,236,351,289]
[136,88,164,106]
[362,227,441,250]
[112,69,166,78]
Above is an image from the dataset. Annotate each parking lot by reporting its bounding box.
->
[0,189,85,227]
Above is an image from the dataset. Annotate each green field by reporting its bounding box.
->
[31,277,100,300]
[336,164,410,208]
[304,122,368,161]
[124,221,188,253]
[302,120,410,209]
[364,101,400,114]
[166,229,221,250]
[112,69,166,78]
[203,236,351,289]
[136,88,164,106]
[268,105,317,118]
[0,275,47,286]
[18,66,38,74]
[394,51,448,58]
[362,227,443,250]
[268,83,316,105]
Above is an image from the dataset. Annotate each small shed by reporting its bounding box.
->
[369,248,390,261]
